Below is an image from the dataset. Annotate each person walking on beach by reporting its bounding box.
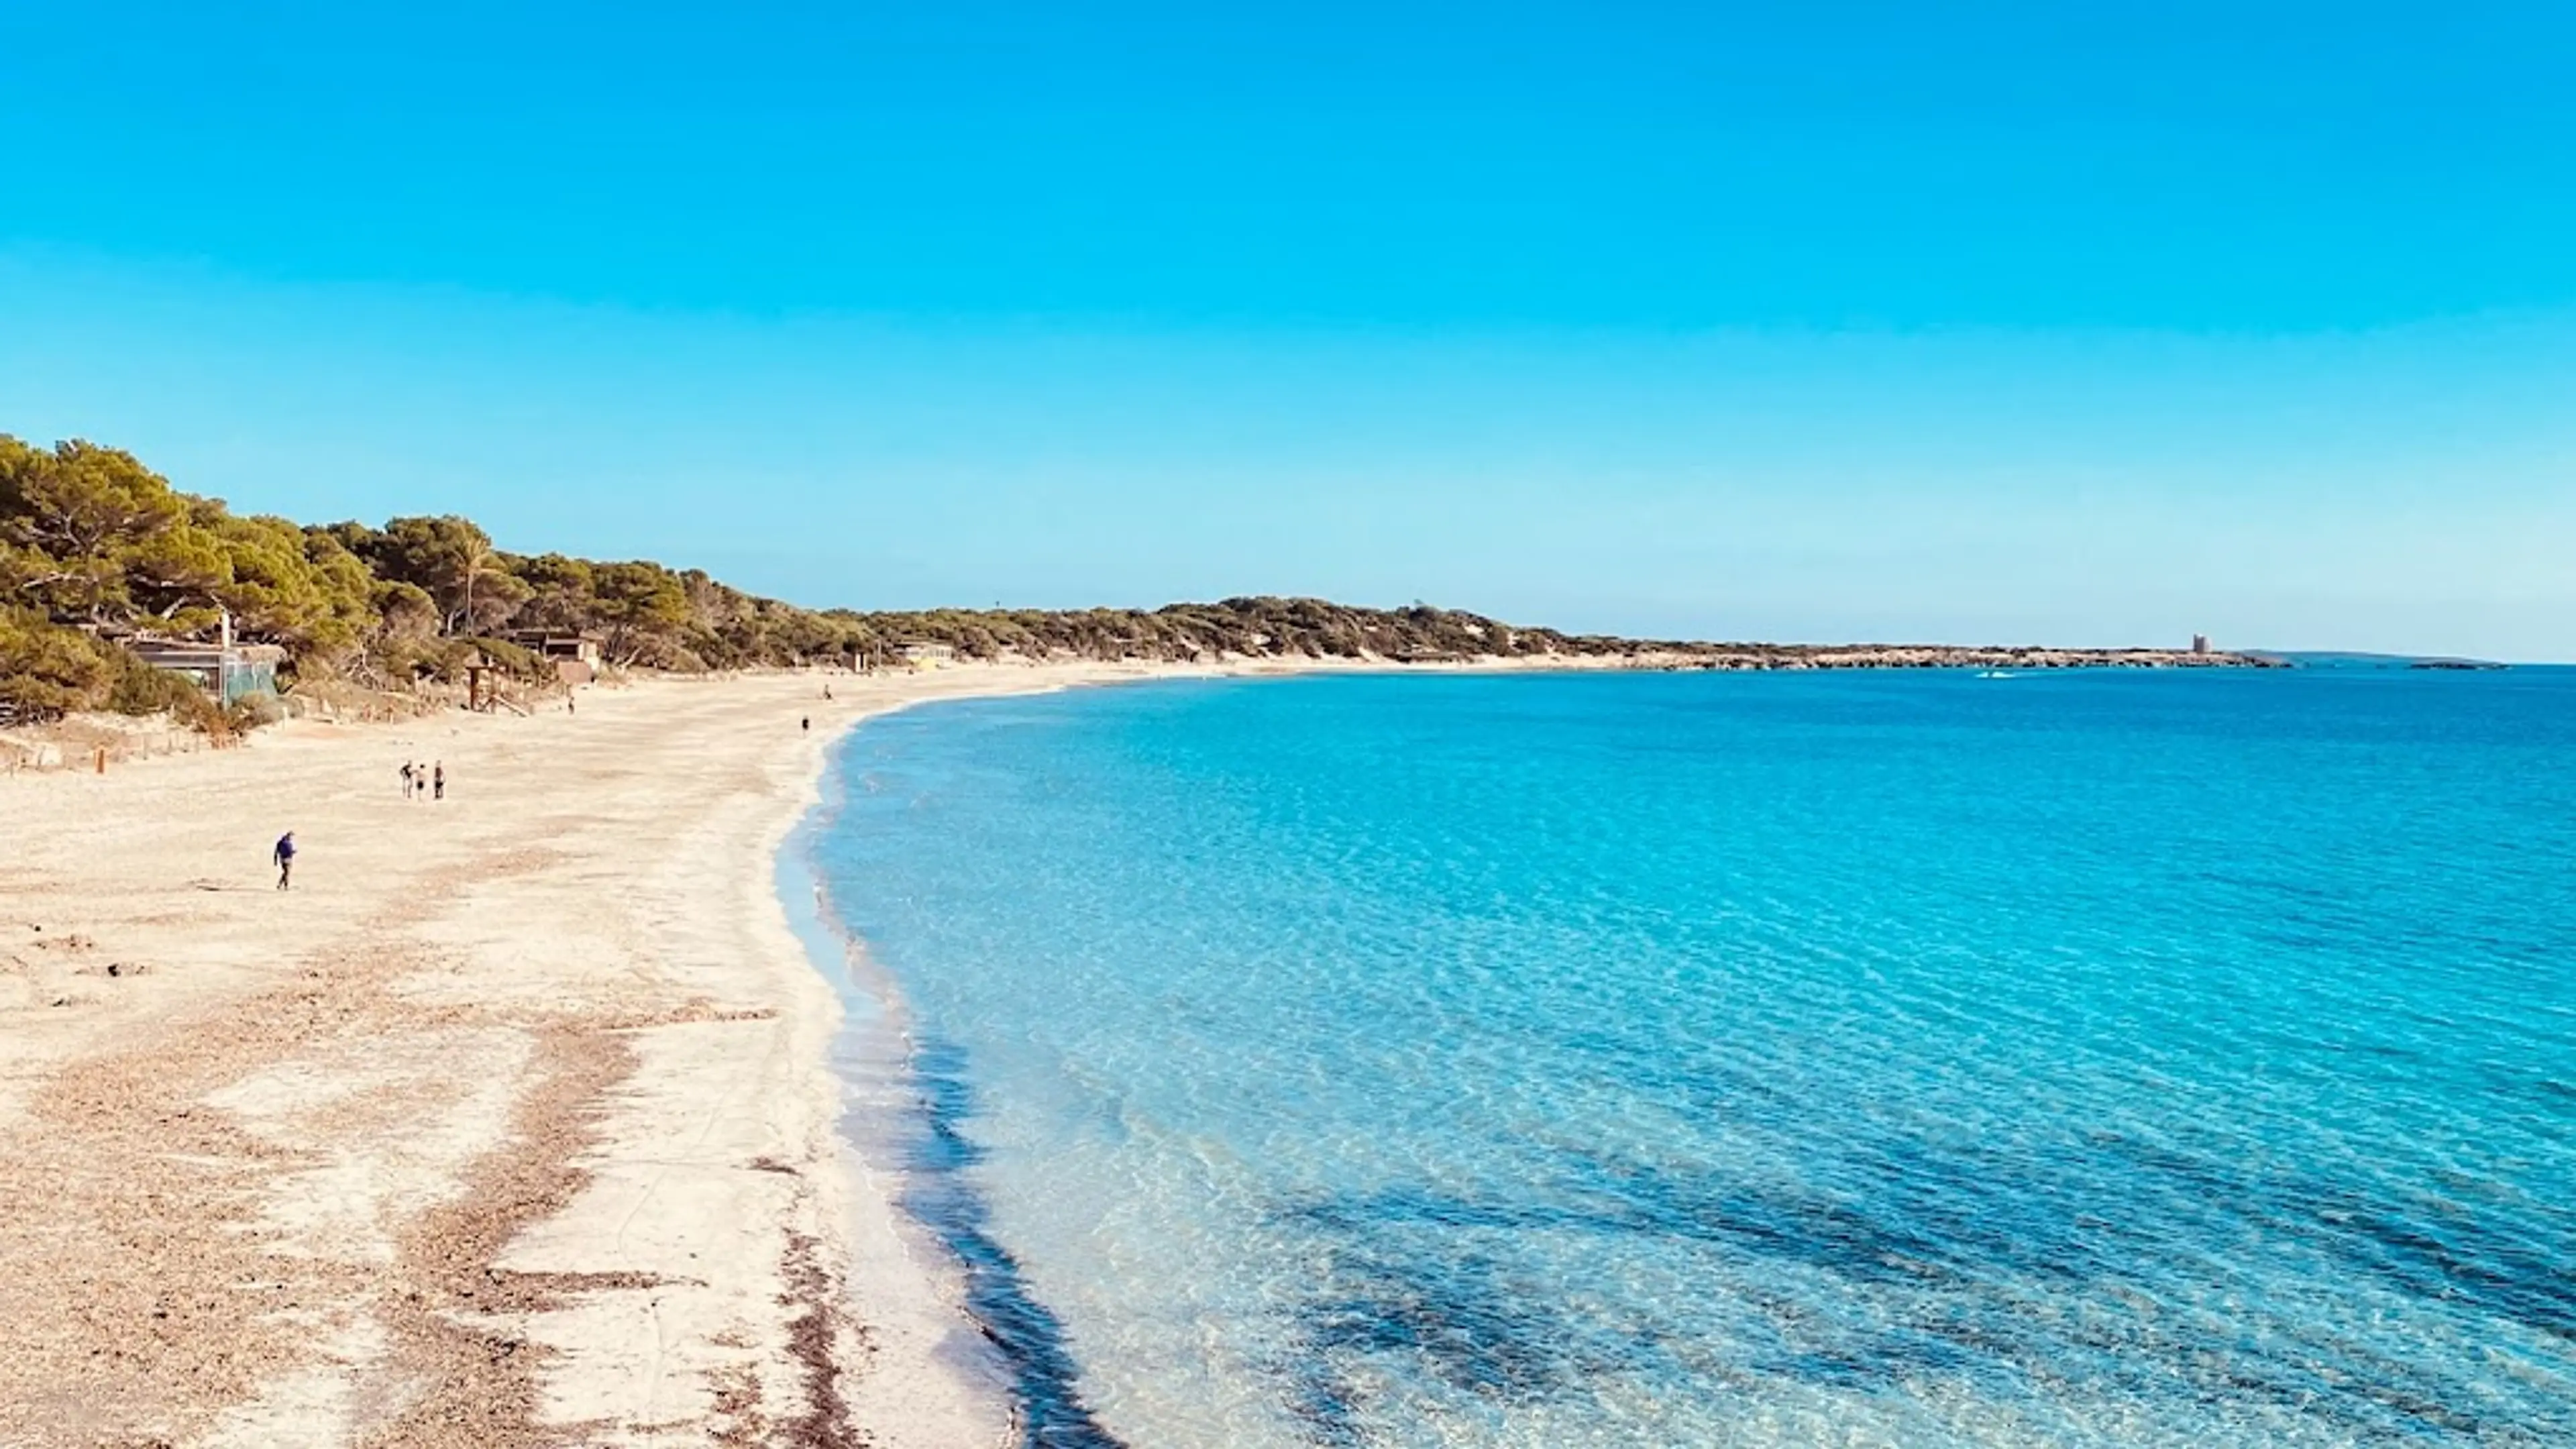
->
[801,716,810,733]
[433,762,446,801]
[399,761,415,798]
[273,831,297,890]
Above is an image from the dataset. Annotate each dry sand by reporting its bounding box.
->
[0,661,1197,1449]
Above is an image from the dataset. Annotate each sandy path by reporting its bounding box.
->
[0,662,1176,1448]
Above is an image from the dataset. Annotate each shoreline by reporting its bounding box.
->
[777,670,1166,1448]
[0,659,1212,1447]
[0,656,2288,1446]
[766,659,2310,1448]
[784,699,1134,1449]
[0,645,2279,776]
[733,663,2576,1449]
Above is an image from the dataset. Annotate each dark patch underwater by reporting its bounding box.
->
[901,1037,1129,1449]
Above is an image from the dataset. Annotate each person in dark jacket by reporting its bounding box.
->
[273,831,297,890]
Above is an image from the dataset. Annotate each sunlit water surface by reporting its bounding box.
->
[809,669,2576,1448]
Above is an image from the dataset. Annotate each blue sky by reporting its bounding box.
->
[3,3,2571,656]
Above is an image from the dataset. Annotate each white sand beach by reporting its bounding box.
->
[0,661,1197,1448]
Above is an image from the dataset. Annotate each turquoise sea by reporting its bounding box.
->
[806,668,2576,1448]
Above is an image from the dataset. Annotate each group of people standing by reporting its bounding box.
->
[270,757,451,892]
[398,759,447,802]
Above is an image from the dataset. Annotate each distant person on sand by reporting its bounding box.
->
[272,831,296,890]
[399,761,415,798]
[801,716,810,732]
[567,694,576,715]
[433,762,445,801]
[823,684,833,701]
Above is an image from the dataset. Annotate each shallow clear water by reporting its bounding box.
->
[810,669,2576,1448]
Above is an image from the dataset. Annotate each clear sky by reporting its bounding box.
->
[3,3,2571,657]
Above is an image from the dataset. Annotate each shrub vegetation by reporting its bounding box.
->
[3,433,1629,724]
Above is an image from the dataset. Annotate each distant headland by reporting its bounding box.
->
[1,433,2273,729]
[2261,651,2510,672]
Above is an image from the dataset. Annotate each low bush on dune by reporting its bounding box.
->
[0,610,229,731]
[103,647,227,731]
[225,693,285,731]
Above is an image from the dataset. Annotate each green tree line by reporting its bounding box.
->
[1,434,1628,722]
